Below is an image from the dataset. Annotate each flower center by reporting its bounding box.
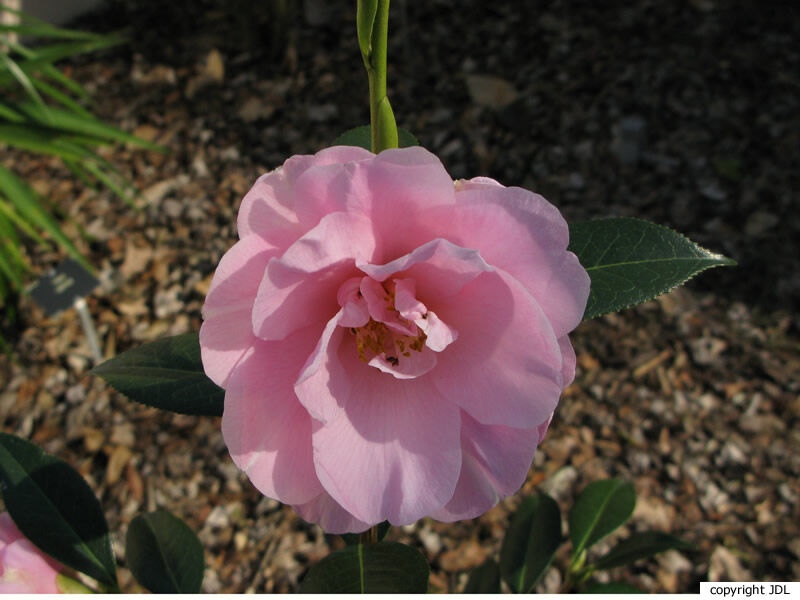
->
[352,319,428,365]
[336,275,457,379]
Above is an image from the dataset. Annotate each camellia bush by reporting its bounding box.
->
[0,0,734,593]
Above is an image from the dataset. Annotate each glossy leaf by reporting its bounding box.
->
[464,559,502,594]
[568,218,735,320]
[332,125,418,151]
[126,511,205,594]
[300,542,429,593]
[499,494,562,593]
[0,433,117,587]
[583,582,642,593]
[593,531,692,571]
[91,333,224,416]
[569,479,636,557]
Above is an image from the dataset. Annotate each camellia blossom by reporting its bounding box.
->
[0,512,63,593]
[200,146,589,533]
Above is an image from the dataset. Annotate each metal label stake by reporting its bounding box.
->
[29,259,103,364]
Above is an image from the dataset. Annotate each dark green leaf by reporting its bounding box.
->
[0,433,117,587]
[464,559,502,594]
[300,542,429,593]
[499,494,562,593]
[125,511,205,594]
[569,479,636,557]
[593,531,692,571]
[332,125,418,151]
[91,333,224,416]
[341,521,391,546]
[583,582,642,593]
[568,218,736,320]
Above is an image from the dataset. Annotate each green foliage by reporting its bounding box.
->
[466,478,691,593]
[568,218,735,320]
[593,531,692,571]
[300,541,429,593]
[0,433,118,588]
[332,125,418,151]
[125,511,205,593]
[569,479,636,557]
[499,494,562,593]
[464,559,502,594]
[91,333,224,416]
[0,7,162,343]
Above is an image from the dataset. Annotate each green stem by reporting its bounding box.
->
[363,0,398,153]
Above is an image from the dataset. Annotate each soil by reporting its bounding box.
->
[1,0,798,592]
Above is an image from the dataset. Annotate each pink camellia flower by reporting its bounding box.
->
[200,146,589,533]
[0,512,63,593]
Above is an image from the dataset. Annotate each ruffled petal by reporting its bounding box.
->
[294,491,372,535]
[311,347,461,525]
[237,146,374,246]
[252,212,376,341]
[433,180,590,337]
[358,238,493,300]
[294,313,349,425]
[431,412,544,522]
[222,331,325,505]
[293,147,457,261]
[432,268,564,428]
[200,235,277,387]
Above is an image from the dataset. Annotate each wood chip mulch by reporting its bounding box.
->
[1,0,798,592]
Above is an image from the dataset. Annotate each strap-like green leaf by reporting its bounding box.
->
[0,164,91,272]
[568,218,735,320]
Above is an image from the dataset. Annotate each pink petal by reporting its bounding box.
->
[294,313,349,425]
[432,269,564,428]
[311,349,462,525]
[393,278,425,321]
[222,332,325,505]
[558,335,577,387]
[237,146,374,245]
[417,310,457,352]
[440,180,590,337]
[357,238,492,300]
[0,513,21,546]
[252,212,376,341]
[200,235,276,387]
[236,169,302,247]
[431,412,544,522]
[293,147,456,261]
[367,346,438,379]
[0,539,60,593]
[294,491,372,534]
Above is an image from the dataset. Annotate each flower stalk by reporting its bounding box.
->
[357,0,398,152]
